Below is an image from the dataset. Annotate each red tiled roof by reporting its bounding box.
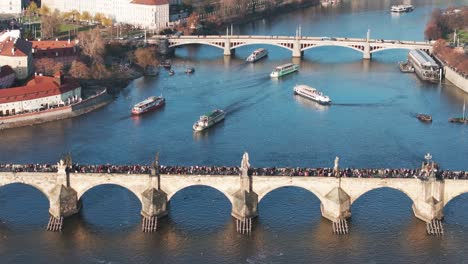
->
[31,40,76,50]
[0,65,15,78]
[0,38,31,57]
[131,0,169,5]
[0,75,80,104]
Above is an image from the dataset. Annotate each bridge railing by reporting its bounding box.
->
[1,164,466,179]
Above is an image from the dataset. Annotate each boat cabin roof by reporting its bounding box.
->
[276,63,294,69]
[409,49,438,68]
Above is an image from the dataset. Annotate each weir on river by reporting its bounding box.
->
[0,152,465,236]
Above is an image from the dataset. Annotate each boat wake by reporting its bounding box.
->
[332,102,389,107]
[225,93,271,115]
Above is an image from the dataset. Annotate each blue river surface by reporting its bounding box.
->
[1,0,468,263]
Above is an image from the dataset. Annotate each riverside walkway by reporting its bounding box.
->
[0,153,465,235]
[152,29,433,59]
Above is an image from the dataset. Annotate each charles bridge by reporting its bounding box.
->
[153,29,433,60]
[0,153,467,235]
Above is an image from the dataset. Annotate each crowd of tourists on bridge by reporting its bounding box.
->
[1,163,468,179]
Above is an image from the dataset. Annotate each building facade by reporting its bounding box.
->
[41,0,170,30]
[31,40,79,67]
[0,72,81,116]
[0,38,33,80]
[0,0,22,15]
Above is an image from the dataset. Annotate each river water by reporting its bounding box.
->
[1,0,468,263]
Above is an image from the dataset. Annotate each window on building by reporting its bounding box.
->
[0,110,3,116]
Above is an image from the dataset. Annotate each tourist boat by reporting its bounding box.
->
[391,4,414,13]
[449,101,468,124]
[246,48,268,63]
[417,114,432,123]
[185,67,195,74]
[193,109,225,132]
[293,84,331,105]
[131,96,165,115]
[270,63,299,78]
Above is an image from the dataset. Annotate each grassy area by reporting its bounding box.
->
[458,30,468,44]
[57,23,95,38]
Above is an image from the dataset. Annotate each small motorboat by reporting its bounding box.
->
[168,69,175,76]
[185,67,195,74]
[449,101,467,124]
[416,114,432,123]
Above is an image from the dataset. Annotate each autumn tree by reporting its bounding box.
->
[38,4,51,16]
[35,58,64,75]
[134,46,158,70]
[91,62,110,79]
[41,9,62,39]
[78,28,105,63]
[25,2,38,17]
[69,60,91,79]
[81,11,91,23]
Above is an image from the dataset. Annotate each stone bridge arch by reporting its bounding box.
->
[252,176,336,204]
[0,172,59,202]
[0,182,51,204]
[443,180,468,207]
[160,175,240,206]
[339,178,420,205]
[71,173,148,203]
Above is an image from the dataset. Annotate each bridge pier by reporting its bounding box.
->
[231,152,258,234]
[292,39,302,58]
[47,159,80,232]
[141,154,168,232]
[320,186,351,222]
[363,43,372,60]
[412,159,445,223]
[224,38,232,56]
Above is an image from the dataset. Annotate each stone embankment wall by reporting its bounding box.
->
[444,66,468,94]
[0,91,112,130]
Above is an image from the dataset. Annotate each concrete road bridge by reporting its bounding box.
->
[0,153,465,235]
[155,30,433,60]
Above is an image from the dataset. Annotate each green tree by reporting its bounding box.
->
[25,2,38,16]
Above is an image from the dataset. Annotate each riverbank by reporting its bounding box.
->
[0,88,112,130]
[444,66,468,94]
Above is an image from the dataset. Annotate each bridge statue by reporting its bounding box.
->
[334,156,340,173]
[57,159,66,174]
[151,152,160,176]
[240,152,250,177]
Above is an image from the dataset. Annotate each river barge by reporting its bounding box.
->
[193,109,225,132]
[449,102,467,124]
[406,49,441,82]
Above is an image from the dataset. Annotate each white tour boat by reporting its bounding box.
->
[391,4,414,13]
[193,109,226,132]
[294,84,331,105]
[131,96,165,115]
[246,48,268,63]
[270,63,299,78]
